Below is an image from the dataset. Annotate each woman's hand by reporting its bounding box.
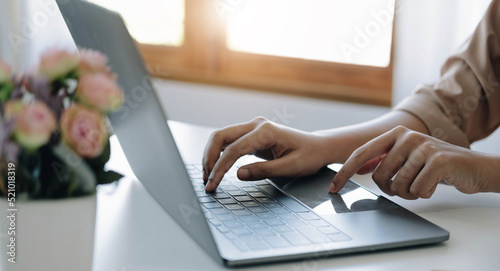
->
[330,126,500,199]
[202,117,330,192]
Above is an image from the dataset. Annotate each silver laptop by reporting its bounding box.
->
[57,0,449,267]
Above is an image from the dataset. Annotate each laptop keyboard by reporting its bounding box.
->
[186,163,351,251]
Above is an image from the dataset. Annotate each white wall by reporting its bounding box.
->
[392,0,499,153]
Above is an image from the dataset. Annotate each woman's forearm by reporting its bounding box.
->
[315,110,430,164]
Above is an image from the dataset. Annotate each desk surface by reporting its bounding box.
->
[98,121,500,271]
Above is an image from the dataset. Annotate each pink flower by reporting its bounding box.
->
[75,73,124,112]
[60,104,108,158]
[0,60,12,83]
[4,100,24,119]
[12,101,56,150]
[77,49,114,78]
[38,48,79,81]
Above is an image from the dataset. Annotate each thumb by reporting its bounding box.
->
[237,156,298,181]
[356,154,385,175]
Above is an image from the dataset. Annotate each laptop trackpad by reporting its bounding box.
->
[269,167,398,215]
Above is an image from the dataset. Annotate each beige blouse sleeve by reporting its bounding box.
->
[393,0,500,148]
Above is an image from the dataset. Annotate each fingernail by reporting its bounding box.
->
[205,180,213,192]
[203,170,208,182]
[238,168,250,180]
[328,183,336,193]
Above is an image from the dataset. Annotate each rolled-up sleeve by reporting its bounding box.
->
[394,0,500,148]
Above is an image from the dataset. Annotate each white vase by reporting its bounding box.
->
[0,193,96,271]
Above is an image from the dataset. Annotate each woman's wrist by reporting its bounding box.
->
[480,153,500,193]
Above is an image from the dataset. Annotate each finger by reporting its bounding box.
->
[237,154,302,181]
[370,138,413,196]
[409,164,441,198]
[330,129,400,193]
[205,126,276,191]
[389,155,425,199]
[202,119,262,181]
[356,155,385,175]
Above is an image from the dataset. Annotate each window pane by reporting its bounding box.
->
[225,0,394,67]
[88,0,185,46]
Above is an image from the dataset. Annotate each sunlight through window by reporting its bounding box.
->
[88,0,185,46]
[226,0,395,67]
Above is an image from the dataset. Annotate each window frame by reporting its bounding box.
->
[139,0,394,106]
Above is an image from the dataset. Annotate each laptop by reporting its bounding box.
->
[57,0,449,267]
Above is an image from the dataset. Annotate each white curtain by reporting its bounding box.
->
[392,0,492,104]
[392,0,500,153]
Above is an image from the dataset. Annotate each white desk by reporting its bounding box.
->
[98,121,500,271]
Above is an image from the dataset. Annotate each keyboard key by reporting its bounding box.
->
[232,227,252,236]
[272,225,293,233]
[216,214,236,221]
[239,234,260,243]
[227,190,247,196]
[223,220,243,228]
[318,226,340,235]
[252,180,269,185]
[328,233,351,242]
[209,208,229,215]
[231,209,252,216]
[225,232,238,240]
[217,225,230,233]
[231,240,249,252]
[242,187,260,192]
[220,185,239,191]
[241,201,260,207]
[281,232,311,246]
[276,196,309,213]
[254,228,276,236]
[270,208,290,214]
[286,219,308,228]
[308,219,330,227]
[218,198,237,205]
[203,202,222,209]
[256,197,276,203]
[264,219,285,226]
[246,222,268,230]
[256,212,277,219]
[248,192,266,197]
[234,195,253,202]
[264,235,291,248]
[208,218,221,226]
[198,197,216,203]
[297,212,321,221]
[246,240,269,250]
[277,213,299,220]
[238,215,260,223]
[249,206,268,213]
[212,192,230,199]
[263,202,282,209]
[225,204,244,210]
[195,191,207,197]
[296,227,329,244]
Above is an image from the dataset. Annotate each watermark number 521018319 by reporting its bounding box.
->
[6,163,17,264]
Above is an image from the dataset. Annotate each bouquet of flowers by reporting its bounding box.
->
[0,48,124,199]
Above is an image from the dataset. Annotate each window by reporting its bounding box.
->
[89,0,395,106]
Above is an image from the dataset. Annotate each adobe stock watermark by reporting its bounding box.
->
[431,72,500,142]
[340,0,402,63]
[213,0,245,19]
[270,106,296,126]
[7,0,62,53]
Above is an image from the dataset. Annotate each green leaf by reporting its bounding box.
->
[50,145,97,196]
[95,169,123,185]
